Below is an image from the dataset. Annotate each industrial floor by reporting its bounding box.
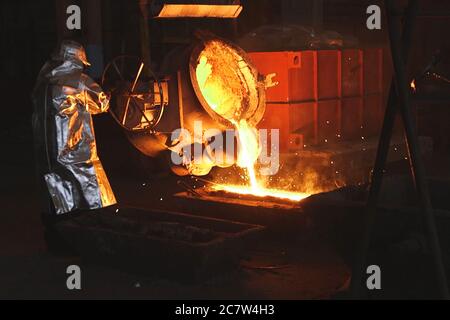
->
[1,114,450,300]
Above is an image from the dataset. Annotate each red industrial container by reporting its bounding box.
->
[249,51,303,103]
[258,103,291,152]
[250,48,384,153]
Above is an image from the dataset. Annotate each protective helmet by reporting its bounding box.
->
[52,40,91,66]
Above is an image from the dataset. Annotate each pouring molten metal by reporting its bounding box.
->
[194,40,311,202]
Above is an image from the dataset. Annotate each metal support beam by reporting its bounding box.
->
[139,0,152,77]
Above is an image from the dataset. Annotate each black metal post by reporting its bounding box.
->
[350,0,448,299]
[386,0,449,299]
[350,0,418,298]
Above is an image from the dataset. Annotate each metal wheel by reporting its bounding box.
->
[102,55,165,132]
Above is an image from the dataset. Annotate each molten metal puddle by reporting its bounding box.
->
[211,184,311,202]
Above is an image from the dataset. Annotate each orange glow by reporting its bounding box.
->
[196,55,242,119]
[213,119,311,202]
[155,4,243,18]
[233,119,260,189]
[195,45,312,202]
[410,79,416,93]
[211,184,311,202]
[194,41,258,120]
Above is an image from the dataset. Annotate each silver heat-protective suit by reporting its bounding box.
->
[32,40,116,215]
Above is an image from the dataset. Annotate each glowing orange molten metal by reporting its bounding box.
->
[212,184,311,202]
[410,79,417,93]
[195,43,311,202]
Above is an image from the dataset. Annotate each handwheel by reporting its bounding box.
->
[102,55,165,132]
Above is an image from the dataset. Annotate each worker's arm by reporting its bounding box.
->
[80,73,110,114]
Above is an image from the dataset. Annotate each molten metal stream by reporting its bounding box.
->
[196,43,311,202]
[212,120,310,202]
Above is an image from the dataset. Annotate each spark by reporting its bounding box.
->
[410,79,417,92]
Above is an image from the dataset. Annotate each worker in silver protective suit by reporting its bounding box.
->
[32,40,116,220]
